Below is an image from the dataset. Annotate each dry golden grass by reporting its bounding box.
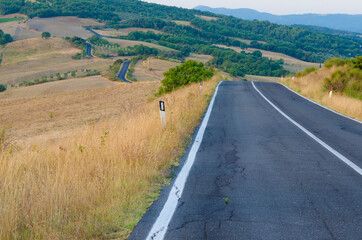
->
[280,67,362,121]
[0,37,114,85]
[0,81,160,143]
[0,76,221,239]
[94,28,163,37]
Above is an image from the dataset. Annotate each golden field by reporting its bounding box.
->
[0,37,114,85]
[0,75,221,239]
[280,67,362,121]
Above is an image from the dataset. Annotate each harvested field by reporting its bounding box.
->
[0,37,113,85]
[195,15,219,21]
[27,16,103,38]
[172,20,192,26]
[2,37,77,64]
[0,14,27,19]
[94,28,163,37]
[0,76,114,100]
[186,53,213,64]
[132,57,179,81]
[214,44,320,73]
[0,20,40,40]
[105,38,175,51]
[0,81,160,143]
[230,37,266,45]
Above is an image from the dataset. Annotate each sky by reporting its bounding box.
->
[142,0,362,15]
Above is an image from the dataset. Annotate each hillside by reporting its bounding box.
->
[0,0,361,78]
[0,37,114,85]
[195,6,362,34]
[280,56,362,120]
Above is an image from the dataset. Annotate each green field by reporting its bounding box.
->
[0,17,21,23]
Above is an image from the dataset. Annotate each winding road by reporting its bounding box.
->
[129,81,362,240]
[117,61,132,83]
[85,42,94,58]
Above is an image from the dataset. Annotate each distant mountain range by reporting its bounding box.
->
[195,6,362,34]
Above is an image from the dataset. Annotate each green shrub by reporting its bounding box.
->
[324,70,348,92]
[157,60,214,95]
[0,84,6,92]
[323,56,362,100]
[324,58,346,69]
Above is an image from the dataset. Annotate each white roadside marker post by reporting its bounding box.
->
[292,74,295,80]
[159,100,166,128]
[329,87,333,98]
[200,81,203,92]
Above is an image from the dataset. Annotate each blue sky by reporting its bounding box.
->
[142,0,362,15]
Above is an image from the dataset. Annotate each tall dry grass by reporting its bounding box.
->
[0,76,221,239]
[280,67,362,121]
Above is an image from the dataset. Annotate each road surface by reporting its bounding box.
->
[129,81,362,240]
[85,27,107,38]
[85,42,94,58]
[117,61,132,83]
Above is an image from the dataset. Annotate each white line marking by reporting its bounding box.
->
[278,83,362,124]
[252,81,362,176]
[146,81,223,240]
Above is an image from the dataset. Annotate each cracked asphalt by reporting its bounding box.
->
[129,81,362,240]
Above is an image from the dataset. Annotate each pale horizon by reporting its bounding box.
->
[142,0,362,15]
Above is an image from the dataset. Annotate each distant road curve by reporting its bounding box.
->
[117,61,132,83]
[85,27,107,38]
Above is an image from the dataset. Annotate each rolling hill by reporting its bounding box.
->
[195,6,362,34]
[0,0,361,78]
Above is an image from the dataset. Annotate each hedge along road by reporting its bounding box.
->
[129,81,362,240]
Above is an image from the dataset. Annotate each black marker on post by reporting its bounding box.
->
[159,100,166,128]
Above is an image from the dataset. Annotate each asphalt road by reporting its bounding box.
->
[117,60,132,83]
[85,42,94,58]
[129,81,362,240]
[86,27,106,38]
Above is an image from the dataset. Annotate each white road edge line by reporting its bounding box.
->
[252,81,362,176]
[278,83,362,124]
[146,81,223,240]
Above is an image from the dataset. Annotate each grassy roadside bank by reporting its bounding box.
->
[280,66,362,121]
[0,75,222,239]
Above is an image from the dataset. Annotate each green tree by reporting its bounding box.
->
[41,32,51,39]
[0,84,7,92]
